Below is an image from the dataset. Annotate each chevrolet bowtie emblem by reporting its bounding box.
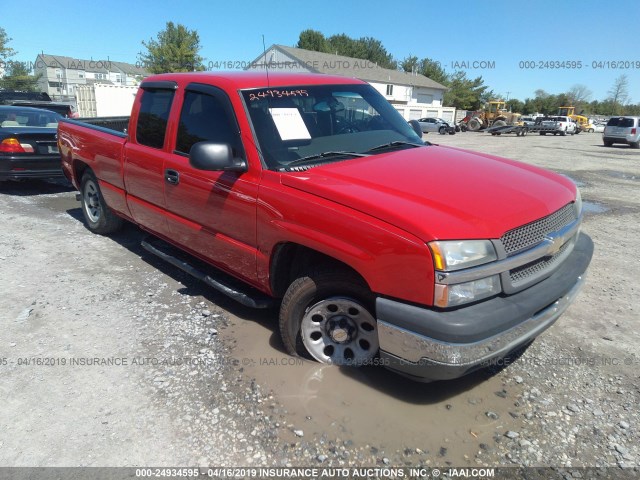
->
[545,233,564,255]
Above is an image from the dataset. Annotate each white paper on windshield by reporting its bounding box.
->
[269,108,311,141]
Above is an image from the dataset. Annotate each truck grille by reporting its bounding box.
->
[509,240,572,286]
[501,203,577,256]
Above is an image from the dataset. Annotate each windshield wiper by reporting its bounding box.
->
[282,151,369,169]
[365,141,427,153]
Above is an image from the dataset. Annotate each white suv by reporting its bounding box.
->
[603,116,640,148]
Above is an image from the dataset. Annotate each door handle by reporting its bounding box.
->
[165,169,180,185]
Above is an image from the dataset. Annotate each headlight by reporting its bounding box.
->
[574,188,582,217]
[429,240,500,307]
[434,275,501,308]
[429,240,497,271]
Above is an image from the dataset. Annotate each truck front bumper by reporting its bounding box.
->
[377,232,593,382]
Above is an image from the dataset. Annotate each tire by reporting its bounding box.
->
[540,132,546,136]
[588,129,594,133]
[279,268,378,366]
[438,126,447,135]
[559,129,566,136]
[467,118,482,131]
[492,120,507,128]
[631,141,640,149]
[603,140,613,147]
[80,171,124,234]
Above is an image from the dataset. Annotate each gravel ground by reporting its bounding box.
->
[0,132,638,475]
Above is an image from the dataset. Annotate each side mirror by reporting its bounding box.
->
[408,119,423,138]
[189,142,247,172]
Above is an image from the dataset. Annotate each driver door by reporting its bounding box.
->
[163,83,260,284]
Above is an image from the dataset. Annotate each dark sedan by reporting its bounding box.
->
[0,106,63,181]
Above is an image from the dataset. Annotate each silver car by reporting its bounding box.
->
[417,117,452,134]
[603,116,640,148]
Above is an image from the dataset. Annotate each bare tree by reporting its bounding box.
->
[566,84,592,106]
[608,75,629,114]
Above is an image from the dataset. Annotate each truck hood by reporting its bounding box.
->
[280,145,576,242]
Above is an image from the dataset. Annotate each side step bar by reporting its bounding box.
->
[141,236,277,309]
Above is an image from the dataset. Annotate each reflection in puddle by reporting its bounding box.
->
[582,201,608,214]
[603,170,639,181]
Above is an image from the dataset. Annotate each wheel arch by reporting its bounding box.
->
[270,242,370,299]
[73,159,91,185]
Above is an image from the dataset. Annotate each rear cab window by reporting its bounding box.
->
[136,87,176,149]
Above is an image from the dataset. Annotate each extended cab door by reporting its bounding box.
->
[163,83,260,284]
[123,82,177,236]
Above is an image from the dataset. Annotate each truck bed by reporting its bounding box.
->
[58,117,129,212]
[67,116,130,136]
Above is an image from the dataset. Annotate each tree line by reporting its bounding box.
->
[297,29,636,116]
[1,24,637,116]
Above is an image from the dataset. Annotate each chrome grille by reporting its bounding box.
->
[509,240,572,286]
[501,203,577,256]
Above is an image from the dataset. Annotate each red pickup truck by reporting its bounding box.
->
[58,72,593,382]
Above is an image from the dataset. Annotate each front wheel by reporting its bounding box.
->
[81,171,123,234]
[279,269,379,366]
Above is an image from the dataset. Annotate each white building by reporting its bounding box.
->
[34,54,149,101]
[248,45,455,122]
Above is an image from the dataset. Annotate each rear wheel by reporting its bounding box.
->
[438,126,447,135]
[80,171,124,234]
[279,268,378,366]
[492,120,507,128]
[631,141,640,149]
[588,128,594,133]
[603,140,613,147]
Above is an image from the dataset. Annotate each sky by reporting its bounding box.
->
[2,0,639,103]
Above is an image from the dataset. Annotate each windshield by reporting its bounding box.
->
[0,107,62,128]
[241,84,423,169]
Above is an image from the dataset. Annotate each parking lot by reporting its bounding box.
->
[0,131,638,469]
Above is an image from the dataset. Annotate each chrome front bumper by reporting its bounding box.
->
[377,232,593,382]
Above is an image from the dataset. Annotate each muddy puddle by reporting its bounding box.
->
[227,314,524,462]
[600,170,640,181]
[582,201,609,214]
